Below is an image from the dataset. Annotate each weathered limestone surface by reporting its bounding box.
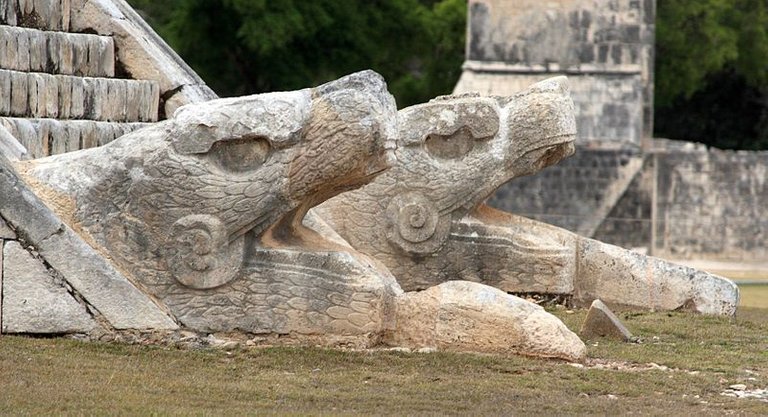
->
[0,123,27,161]
[456,72,644,145]
[19,70,399,338]
[0,215,15,239]
[652,147,768,261]
[0,152,178,330]
[389,281,586,361]
[1,117,150,158]
[465,0,653,70]
[13,70,586,357]
[70,0,217,116]
[579,299,633,341]
[0,0,71,31]
[316,77,578,293]
[2,241,95,334]
[0,239,2,327]
[0,0,190,158]
[316,77,738,316]
[489,146,646,236]
[456,0,655,143]
[0,69,159,122]
[575,238,739,314]
[0,25,114,77]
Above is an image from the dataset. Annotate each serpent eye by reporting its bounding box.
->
[208,136,271,172]
[425,127,475,159]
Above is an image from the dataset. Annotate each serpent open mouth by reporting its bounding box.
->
[526,135,576,171]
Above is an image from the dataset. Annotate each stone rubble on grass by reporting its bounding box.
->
[579,299,633,341]
[721,385,768,402]
[389,281,587,360]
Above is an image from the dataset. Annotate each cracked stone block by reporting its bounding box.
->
[0,69,159,122]
[575,238,738,315]
[0,26,115,77]
[390,281,587,361]
[579,299,633,341]
[0,217,14,239]
[0,121,27,161]
[0,0,71,31]
[1,117,150,159]
[0,154,178,330]
[2,241,96,334]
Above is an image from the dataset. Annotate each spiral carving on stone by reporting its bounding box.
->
[166,214,244,289]
[386,192,451,254]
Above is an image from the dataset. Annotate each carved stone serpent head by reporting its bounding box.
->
[21,70,398,292]
[385,76,576,254]
[314,76,578,289]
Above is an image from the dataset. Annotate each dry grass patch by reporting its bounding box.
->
[0,308,765,415]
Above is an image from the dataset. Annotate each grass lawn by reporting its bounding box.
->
[0,307,766,415]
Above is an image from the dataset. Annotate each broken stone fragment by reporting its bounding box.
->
[579,299,633,341]
[575,238,739,315]
[388,281,587,362]
[2,241,96,334]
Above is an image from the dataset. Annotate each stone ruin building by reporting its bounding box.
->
[457,0,767,267]
[0,0,745,361]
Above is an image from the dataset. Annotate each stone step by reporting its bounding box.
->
[1,117,151,158]
[0,69,159,122]
[0,0,70,31]
[0,25,115,77]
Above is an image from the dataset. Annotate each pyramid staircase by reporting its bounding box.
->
[0,0,192,159]
[0,0,220,334]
